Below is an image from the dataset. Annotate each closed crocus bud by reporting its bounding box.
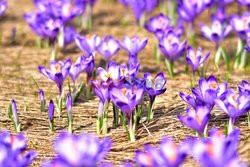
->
[11,99,20,132]
[39,89,45,112]
[48,100,55,132]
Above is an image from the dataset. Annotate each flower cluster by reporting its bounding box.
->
[0,131,37,166]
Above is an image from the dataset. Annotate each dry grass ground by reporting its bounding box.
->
[0,0,249,166]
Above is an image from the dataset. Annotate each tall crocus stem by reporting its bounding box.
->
[66,93,73,133]
[228,118,235,134]
[147,98,155,122]
[215,46,221,69]
[112,102,119,127]
[139,12,146,28]
[129,114,136,142]
[187,22,196,48]
[50,43,57,61]
[58,27,64,49]
[97,102,109,135]
[165,59,174,79]
[167,0,177,25]
[240,49,248,69]
[234,39,244,69]
[81,3,92,30]
[57,96,63,118]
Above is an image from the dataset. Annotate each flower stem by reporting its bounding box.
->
[247,112,250,126]
[49,120,54,133]
[57,97,62,119]
[154,44,161,64]
[68,120,72,133]
[50,44,57,61]
[165,59,174,79]
[129,116,136,142]
[228,117,235,134]
[147,99,155,122]
[234,39,244,69]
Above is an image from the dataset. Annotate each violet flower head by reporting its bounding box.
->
[97,61,120,82]
[24,12,63,43]
[238,0,250,9]
[238,80,250,95]
[216,0,234,7]
[97,36,120,61]
[69,56,87,84]
[0,131,37,166]
[231,13,250,40]
[63,26,76,47]
[192,75,228,107]
[212,7,227,23]
[0,0,7,17]
[129,0,145,23]
[45,132,112,166]
[119,0,130,7]
[119,35,148,56]
[159,31,187,62]
[75,34,101,55]
[144,72,167,103]
[214,89,250,127]
[110,83,144,121]
[48,100,55,123]
[120,63,140,78]
[178,0,205,22]
[83,53,95,78]
[66,93,73,118]
[179,92,203,109]
[186,46,210,72]
[38,59,72,97]
[135,137,187,167]
[11,99,18,129]
[200,19,232,46]
[192,128,246,167]
[178,105,211,136]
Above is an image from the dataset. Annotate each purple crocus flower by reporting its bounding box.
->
[214,89,250,132]
[119,35,148,56]
[238,80,250,94]
[44,132,112,166]
[231,13,250,40]
[38,59,72,97]
[186,46,210,72]
[192,128,246,167]
[238,0,250,10]
[63,26,76,47]
[120,63,140,78]
[192,75,227,107]
[110,84,144,121]
[97,61,120,82]
[83,53,95,79]
[178,105,211,137]
[0,0,7,17]
[144,72,167,106]
[159,31,187,62]
[179,92,203,109]
[119,0,130,7]
[200,19,232,47]
[24,12,63,43]
[135,137,187,167]
[75,34,101,55]
[39,89,45,112]
[69,56,87,85]
[97,36,120,61]
[145,13,171,38]
[216,0,234,7]
[212,7,227,23]
[178,0,205,23]
[129,0,145,23]
[0,131,37,166]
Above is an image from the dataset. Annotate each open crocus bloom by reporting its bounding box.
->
[119,35,148,56]
[186,46,210,72]
[178,0,205,22]
[144,72,167,103]
[69,56,87,84]
[120,63,140,78]
[178,105,211,136]
[97,61,120,82]
[97,36,120,61]
[159,31,187,62]
[192,75,227,107]
[214,89,250,128]
[110,84,144,121]
[200,19,232,46]
[0,0,7,17]
[45,132,112,167]
[238,80,250,95]
[38,59,72,97]
[135,137,187,167]
[231,13,250,40]
[75,34,101,55]
[192,128,246,167]
[0,131,37,166]
[179,92,203,109]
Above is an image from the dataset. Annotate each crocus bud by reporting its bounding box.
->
[48,100,55,132]
[39,89,45,112]
[11,99,20,132]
